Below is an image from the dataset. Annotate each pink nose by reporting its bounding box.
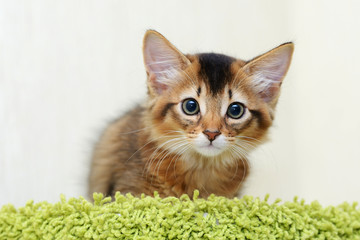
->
[203,130,221,141]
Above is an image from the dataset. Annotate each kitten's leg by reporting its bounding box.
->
[88,156,116,198]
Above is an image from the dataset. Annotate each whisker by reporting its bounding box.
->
[171,145,193,180]
[117,125,153,135]
[235,141,257,152]
[235,135,263,144]
[142,136,186,178]
[229,146,248,190]
[165,143,191,179]
[126,132,184,163]
[147,135,185,161]
[228,147,239,181]
[235,137,273,161]
[236,136,276,171]
[151,139,188,185]
[231,145,249,160]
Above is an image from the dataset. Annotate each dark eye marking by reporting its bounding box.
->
[197,87,201,97]
[228,89,232,99]
[161,102,176,117]
[249,110,262,122]
[249,109,268,129]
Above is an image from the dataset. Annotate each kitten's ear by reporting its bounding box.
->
[245,42,294,103]
[143,30,190,95]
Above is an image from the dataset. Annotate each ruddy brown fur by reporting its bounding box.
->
[88,30,294,198]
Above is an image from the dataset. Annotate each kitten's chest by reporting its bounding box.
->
[143,150,248,198]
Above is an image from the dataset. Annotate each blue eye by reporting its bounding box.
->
[182,99,199,115]
[227,102,245,119]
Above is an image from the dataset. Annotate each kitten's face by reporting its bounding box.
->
[143,30,293,161]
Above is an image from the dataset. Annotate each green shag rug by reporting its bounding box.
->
[1,191,360,240]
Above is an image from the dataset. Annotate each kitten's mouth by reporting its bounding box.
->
[195,143,224,157]
[204,143,219,149]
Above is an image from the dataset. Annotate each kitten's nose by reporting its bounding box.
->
[203,130,221,142]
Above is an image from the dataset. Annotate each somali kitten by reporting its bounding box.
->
[88,30,293,198]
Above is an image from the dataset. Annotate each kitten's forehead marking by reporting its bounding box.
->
[198,53,236,95]
[197,86,201,97]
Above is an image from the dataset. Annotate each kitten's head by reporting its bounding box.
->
[143,30,293,162]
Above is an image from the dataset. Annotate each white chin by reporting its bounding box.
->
[195,145,225,157]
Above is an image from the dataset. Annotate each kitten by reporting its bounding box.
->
[88,30,293,198]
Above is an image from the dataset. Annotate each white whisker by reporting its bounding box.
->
[229,146,248,189]
[126,131,184,163]
[165,143,191,179]
[143,135,186,178]
[153,140,189,183]
[117,126,153,135]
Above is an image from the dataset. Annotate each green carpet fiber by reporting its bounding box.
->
[1,191,360,239]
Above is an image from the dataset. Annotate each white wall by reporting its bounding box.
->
[1,0,359,206]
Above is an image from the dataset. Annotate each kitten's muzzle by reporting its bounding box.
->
[203,130,221,142]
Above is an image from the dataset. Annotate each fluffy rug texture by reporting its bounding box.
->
[0,191,360,239]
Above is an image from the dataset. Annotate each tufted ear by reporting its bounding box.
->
[245,43,294,103]
[143,30,190,95]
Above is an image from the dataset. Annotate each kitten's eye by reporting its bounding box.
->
[182,98,200,115]
[227,102,245,119]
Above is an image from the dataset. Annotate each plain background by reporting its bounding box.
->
[1,0,360,207]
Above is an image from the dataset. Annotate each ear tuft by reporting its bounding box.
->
[143,30,190,95]
[245,43,294,103]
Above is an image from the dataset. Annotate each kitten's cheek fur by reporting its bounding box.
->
[193,134,227,157]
